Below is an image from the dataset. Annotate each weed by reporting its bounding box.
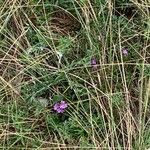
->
[0,0,150,149]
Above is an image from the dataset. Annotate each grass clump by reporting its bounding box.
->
[0,0,150,149]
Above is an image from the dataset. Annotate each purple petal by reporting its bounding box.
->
[57,108,65,113]
[122,48,128,56]
[53,103,60,111]
[60,101,68,109]
[91,58,97,65]
[91,58,98,70]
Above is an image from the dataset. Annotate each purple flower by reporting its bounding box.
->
[91,58,97,65]
[53,101,68,113]
[59,101,68,109]
[91,58,97,69]
[122,48,128,56]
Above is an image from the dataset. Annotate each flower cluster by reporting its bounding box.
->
[53,101,68,113]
